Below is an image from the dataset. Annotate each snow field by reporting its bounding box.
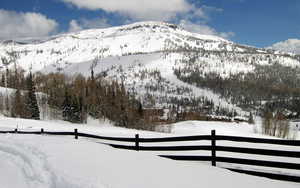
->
[0,117,300,188]
[0,132,299,188]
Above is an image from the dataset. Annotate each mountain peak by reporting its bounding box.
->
[118,21,180,30]
[63,21,227,43]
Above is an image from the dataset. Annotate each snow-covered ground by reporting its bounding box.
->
[0,116,299,187]
[2,134,299,188]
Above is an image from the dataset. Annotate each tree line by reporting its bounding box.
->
[0,67,151,130]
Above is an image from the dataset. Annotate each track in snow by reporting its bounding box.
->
[0,136,80,188]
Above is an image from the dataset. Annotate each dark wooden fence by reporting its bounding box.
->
[1,128,300,183]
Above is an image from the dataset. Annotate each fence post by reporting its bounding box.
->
[135,134,139,151]
[41,128,44,134]
[74,129,78,139]
[14,128,18,133]
[211,130,216,166]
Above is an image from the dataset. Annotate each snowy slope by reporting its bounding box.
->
[0,21,299,114]
[45,52,244,113]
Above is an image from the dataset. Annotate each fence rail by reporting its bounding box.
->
[215,135,300,146]
[1,128,300,183]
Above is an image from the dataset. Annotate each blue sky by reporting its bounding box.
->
[0,0,299,48]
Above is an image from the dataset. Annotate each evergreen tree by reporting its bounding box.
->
[62,88,83,123]
[24,72,40,120]
[71,96,81,123]
[62,89,72,122]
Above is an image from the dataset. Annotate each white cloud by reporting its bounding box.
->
[268,39,300,54]
[219,31,235,39]
[0,9,58,40]
[60,0,192,21]
[69,20,83,32]
[178,20,235,39]
[68,18,111,32]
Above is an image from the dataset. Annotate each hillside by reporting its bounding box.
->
[1,21,300,117]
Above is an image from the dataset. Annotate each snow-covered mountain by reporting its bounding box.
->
[1,21,300,114]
